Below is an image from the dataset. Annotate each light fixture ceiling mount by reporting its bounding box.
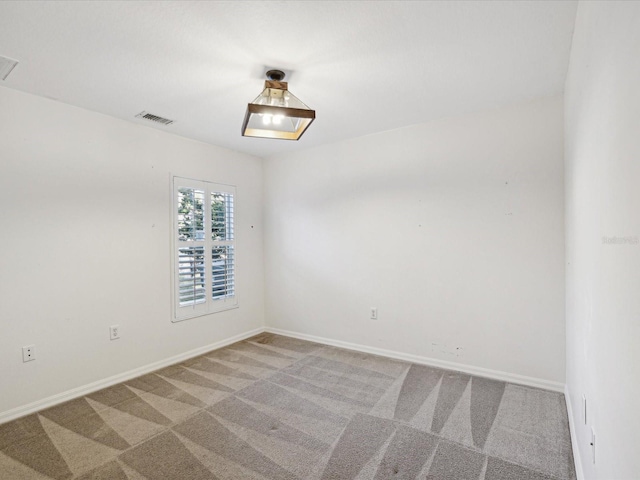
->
[241,70,315,141]
[265,69,285,81]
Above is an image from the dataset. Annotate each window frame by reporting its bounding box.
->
[172,176,238,322]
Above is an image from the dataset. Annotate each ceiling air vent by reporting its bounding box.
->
[0,55,19,81]
[135,111,175,126]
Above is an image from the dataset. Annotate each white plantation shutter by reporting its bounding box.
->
[211,192,235,300]
[173,178,237,321]
[178,246,206,306]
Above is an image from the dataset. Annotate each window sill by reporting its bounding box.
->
[172,303,239,323]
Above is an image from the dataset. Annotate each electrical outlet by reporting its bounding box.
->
[22,345,35,362]
[590,427,596,463]
[370,307,378,320]
[110,325,120,340]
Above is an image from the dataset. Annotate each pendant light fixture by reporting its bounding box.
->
[241,70,315,140]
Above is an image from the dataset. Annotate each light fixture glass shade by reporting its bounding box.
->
[242,80,315,140]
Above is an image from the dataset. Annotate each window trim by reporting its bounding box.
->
[172,176,238,322]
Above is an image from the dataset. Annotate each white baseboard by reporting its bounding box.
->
[265,327,566,393]
[0,327,266,425]
[565,385,585,480]
[1,325,567,426]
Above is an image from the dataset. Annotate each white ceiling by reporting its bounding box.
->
[0,1,578,158]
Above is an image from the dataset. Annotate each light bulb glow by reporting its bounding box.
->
[262,114,272,125]
[273,115,284,125]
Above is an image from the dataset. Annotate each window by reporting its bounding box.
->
[173,177,237,321]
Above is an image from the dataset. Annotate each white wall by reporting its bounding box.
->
[264,96,565,385]
[565,2,640,479]
[0,86,264,418]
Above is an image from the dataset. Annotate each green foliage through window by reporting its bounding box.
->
[177,188,204,241]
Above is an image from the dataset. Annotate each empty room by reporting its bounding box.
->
[0,1,638,479]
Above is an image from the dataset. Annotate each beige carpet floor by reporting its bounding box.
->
[0,333,575,479]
